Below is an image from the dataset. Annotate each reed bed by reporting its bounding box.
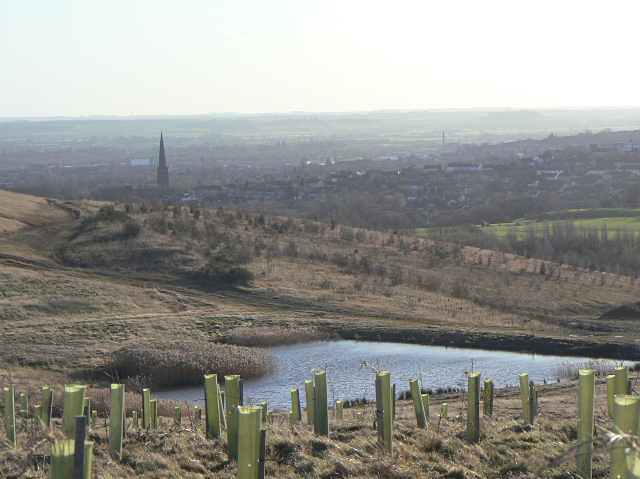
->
[109,340,273,388]
[219,325,330,347]
[553,359,618,380]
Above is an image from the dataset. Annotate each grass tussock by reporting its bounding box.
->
[220,325,331,347]
[109,340,273,388]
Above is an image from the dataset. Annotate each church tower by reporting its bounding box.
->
[157,132,169,187]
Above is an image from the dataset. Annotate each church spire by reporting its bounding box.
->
[157,132,169,187]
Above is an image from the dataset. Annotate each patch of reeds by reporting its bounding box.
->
[109,340,273,388]
[553,359,618,380]
[219,325,330,347]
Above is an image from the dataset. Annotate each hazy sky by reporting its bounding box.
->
[2,0,640,117]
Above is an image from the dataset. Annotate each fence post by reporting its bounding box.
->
[392,384,396,420]
[483,379,493,417]
[467,373,480,443]
[258,429,267,479]
[18,393,28,431]
[529,383,537,424]
[260,402,267,424]
[576,370,595,479]
[42,386,53,427]
[73,415,86,479]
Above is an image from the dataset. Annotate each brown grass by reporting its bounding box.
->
[220,325,331,347]
[109,340,274,388]
[1,375,630,479]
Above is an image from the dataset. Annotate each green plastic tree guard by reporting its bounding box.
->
[624,448,640,479]
[132,410,138,428]
[483,379,494,417]
[441,403,448,421]
[409,379,427,428]
[225,375,241,460]
[614,366,629,396]
[91,411,97,428]
[219,388,226,429]
[336,400,344,421]
[421,394,430,424]
[611,395,640,479]
[519,374,532,425]
[290,389,301,422]
[42,386,52,427]
[109,384,125,461]
[304,379,315,425]
[3,387,15,447]
[62,385,86,439]
[237,406,262,479]
[33,405,42,427]
[204,374,221,438]
[467,372,481,443]
[174,407,181,425]
[260,402,267,424]
[376,371,393,453]
[50,439,93,479]
[607,375,616,418]
[313,371,329,436]
[577,370,595,479]
[142,388,151,429]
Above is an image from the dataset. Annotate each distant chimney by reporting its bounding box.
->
[157,132,169,187]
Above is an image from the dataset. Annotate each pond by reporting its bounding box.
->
[153,340,624,410]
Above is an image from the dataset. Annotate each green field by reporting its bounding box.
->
[417,208,640,239]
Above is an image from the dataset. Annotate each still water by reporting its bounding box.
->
[153,340,617,410]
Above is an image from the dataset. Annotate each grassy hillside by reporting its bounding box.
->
[0,193,639,388]
[1,191,640,478]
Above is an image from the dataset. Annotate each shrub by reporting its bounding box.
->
[196,261,254,286]
[120,220,141,240]
[451,280,469,299]
[109,340,273,388]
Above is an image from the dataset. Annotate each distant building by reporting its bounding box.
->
[157,133,169,187]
